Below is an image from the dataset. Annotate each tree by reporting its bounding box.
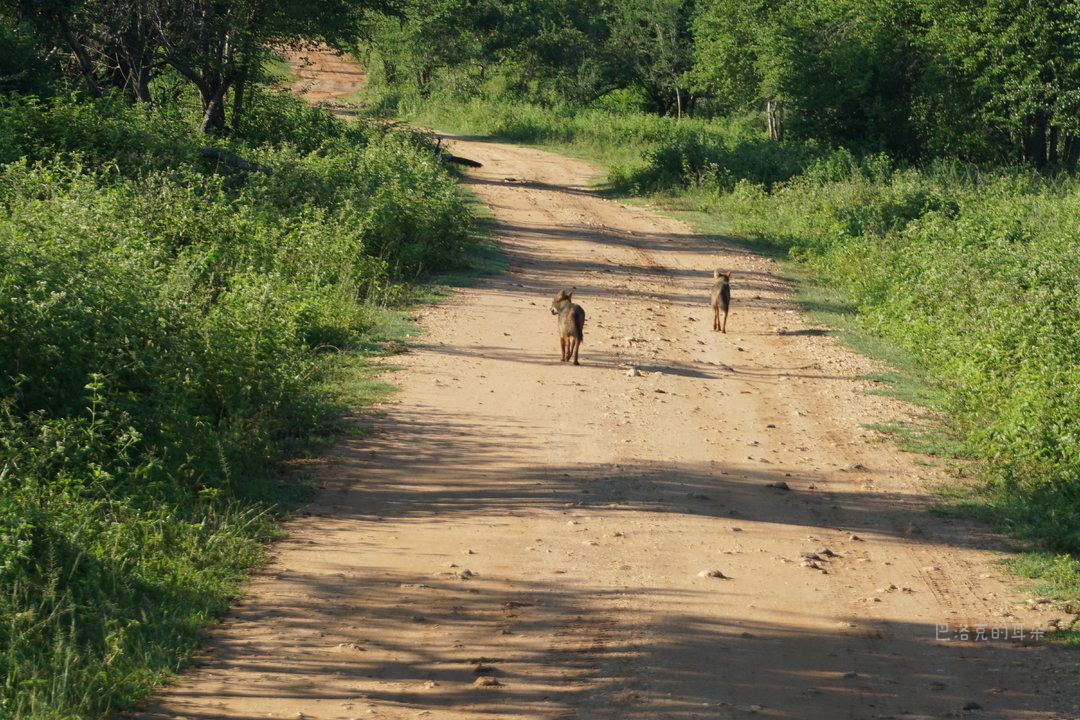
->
[362,0,518,90]
[604,0,694,116]
[4,0,396,132]
[692,0,923,153]
[7,0,106,97]
[94,0,157,102]
[502,0,609,104]
[773,0,922,155]
[915,0,1080,167]
[150,0,259,132]
[0,16,58,94]
[690,0,788,132]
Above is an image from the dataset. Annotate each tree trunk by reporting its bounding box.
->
[199,80,230,133]
[231,62,250,131]
[163,49,235,134]
[117,0,155,103]
[1065,134,1080,171]
[675,85,683,119]
[1024,113,1048,168]
[766,99,784,142]
[57,16,103,98]
[123,31,154,103]
[132,63,152,103]
[115,44,154,103]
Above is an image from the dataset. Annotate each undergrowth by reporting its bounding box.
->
[0,88,478,719]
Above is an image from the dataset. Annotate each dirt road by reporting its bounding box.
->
[133,137,1080,720]
[133,54,1080,719]
[278,44,366,107]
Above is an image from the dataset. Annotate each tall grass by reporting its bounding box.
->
[0,89,474,718]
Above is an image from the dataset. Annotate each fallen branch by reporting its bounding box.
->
[435,137,483,168]
[442,154,483,168]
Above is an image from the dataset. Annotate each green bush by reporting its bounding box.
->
[234,88,366,152]
[698,157,1080,554]
[621,133,828,194]
[0,24,56,96]
[0,93,196,173]
[0,88,473,718]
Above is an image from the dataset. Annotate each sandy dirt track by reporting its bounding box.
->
[131,62,1080,720]
[278,44,366,106]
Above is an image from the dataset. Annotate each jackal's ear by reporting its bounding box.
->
[713,268,722,278]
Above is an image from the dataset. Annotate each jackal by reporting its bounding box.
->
[550,289,585,365]
[710,270,731,333]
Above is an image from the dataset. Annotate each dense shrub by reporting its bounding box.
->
[380,90,761,172]
[697,159,1080,553]
[0,89,473,718]
[618,133,829,194]
[0,93,197,172]
[234,88,367,152]
[0,24,56,96]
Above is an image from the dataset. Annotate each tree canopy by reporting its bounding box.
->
[357,0,1080,168]
[4,0,1079,163]
[3,0,392,131]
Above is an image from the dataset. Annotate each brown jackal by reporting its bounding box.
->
[550,289,585,365]
[710,270,731,333]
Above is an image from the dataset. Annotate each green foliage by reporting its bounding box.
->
[616,130,827,193]
[360,0,1080,166]
[686,155,1080,556]
[357,0,609,103]
[602,0,694,115]
[772,0,922,156]
[2,0,394,131]
[689,0,785,112]
[0,22,57,95]
[234,88,361,151]
[913,0,1080,166]
[0,93,196,171]
[0,88,473,718]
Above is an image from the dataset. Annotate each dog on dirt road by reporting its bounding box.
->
[550,289,585,365]
[710,270,732,333]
